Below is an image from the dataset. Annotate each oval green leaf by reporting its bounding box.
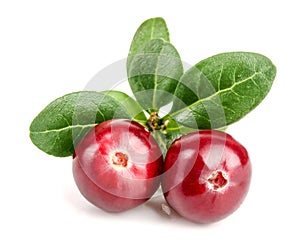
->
[127,17,169,72]
[29,91,146,157]
[128,38,183,112]
[167,52,276,129]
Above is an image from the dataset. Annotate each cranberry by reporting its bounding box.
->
[73,119,163,212]
[162,130,251,224]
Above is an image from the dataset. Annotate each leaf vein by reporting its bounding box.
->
[205,99,235,114]
[152,43,165,110]
[170,71,259,118]
[217,65,224,91]
[189,107,211,123]
[91,101,106,121]
[30,123,98,134]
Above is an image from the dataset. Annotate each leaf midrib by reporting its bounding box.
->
[152,41,166,110]
[169,71,259,118]
[30,123,98,134]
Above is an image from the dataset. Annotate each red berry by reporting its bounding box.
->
[73,119,163,212]
[162,130,251,224]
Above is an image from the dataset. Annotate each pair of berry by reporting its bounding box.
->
[73,119,251,224]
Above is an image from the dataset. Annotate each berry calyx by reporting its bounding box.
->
[207,170,228,190]
[112,152,129,167]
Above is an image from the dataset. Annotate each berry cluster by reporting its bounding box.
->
[73,119,251,224]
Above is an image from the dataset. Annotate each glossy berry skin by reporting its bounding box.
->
[73,119,163,212]
[162,130,251,224]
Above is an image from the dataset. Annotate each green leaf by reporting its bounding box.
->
[128,38,183,112]
[167,52,276,129]
[29,91,146,157]
[127,17,169,72]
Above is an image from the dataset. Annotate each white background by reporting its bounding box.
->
[1,0,299,250]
